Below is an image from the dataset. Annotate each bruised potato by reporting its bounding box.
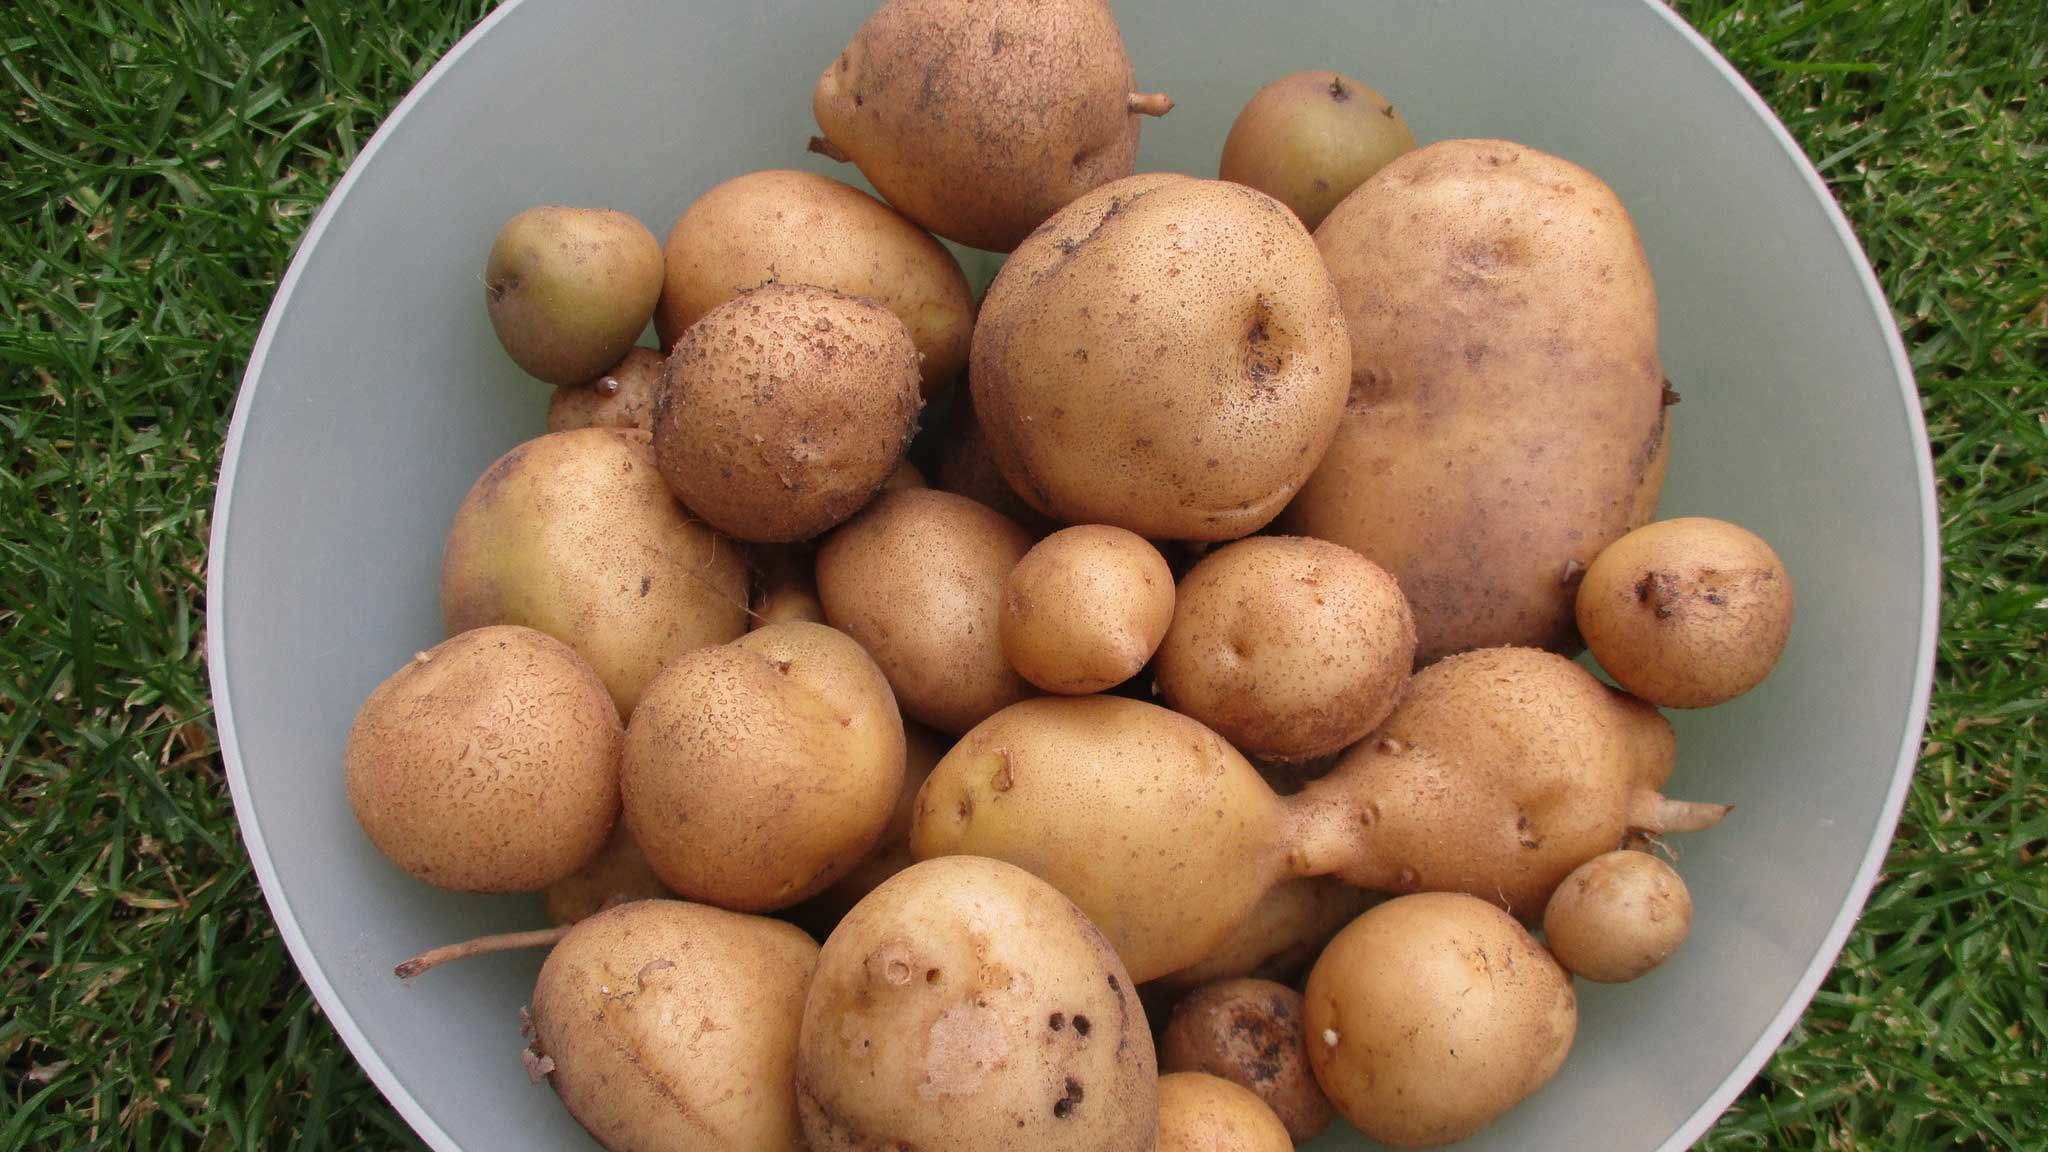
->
[796,857,1156,1152]
[545,346,663,433]
[1002,525,1174,694]
[1157,877,1374,991]
[1543,849,1693,983]
[1220,71,1415,231]
[1162,980,1333,1143]
[1157,1072,1293,1152]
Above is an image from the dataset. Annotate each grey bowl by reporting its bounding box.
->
[207,1,1936,1148]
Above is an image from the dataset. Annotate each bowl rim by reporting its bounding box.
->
[204,2,1938,1149]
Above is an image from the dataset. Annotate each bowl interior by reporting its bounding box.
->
[210,2,1932,1149]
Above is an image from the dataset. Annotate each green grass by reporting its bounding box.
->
[0,1,2039,1148]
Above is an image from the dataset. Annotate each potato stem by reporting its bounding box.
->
[1630,793,1732,835]
[806,135,850,163]
[1127,92,1174,116]
[393,925,571,979]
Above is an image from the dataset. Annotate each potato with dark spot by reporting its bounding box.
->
[1286,139,1670,663]
[622,622,904,912]
[791,723,951,938]
[816,489,1037,735]
[542,824,672,925]
[971,175,1351,541]
[654,170,974,396]
[484,206,662,386]
[440,428,749,717]
[345,626,619,893]
[796,857,1156,1152]
[1002,525,1174,694]
[1156,536,1415,763]
[810,0,1172,252]
[1544,849,1693,983]
[1578,517,1793,707]
[1162,980,1333,1143]
[654,284,922,544]
[1156,877,1374,991]
[1220,71,1415,230]
[1156,1072,1293,1152]
[545,346,663,433]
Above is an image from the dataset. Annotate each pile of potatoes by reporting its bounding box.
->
[346,2,1796,1148]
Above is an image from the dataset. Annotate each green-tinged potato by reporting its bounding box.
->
[1305,893,1577,1147]
[1287,139,1669,663]
[1002,525,1174,694]
[1156,1072,1293,1152]
[346,626,619,893]
[485,206,662,386]
[792,723,950,937]
[971,175,1351,541]
[622,622,904,912]
[1220,71,1415,230]
[816,489,1036,735]
[1162,981,1333,1144]
[440,428,748,717]
[1156,877,1374,991]
[545,346,664,433]
[1543,850,1693,983]
[796,857,1156,1152]
[654,170,974,395]
[543,824,672,925]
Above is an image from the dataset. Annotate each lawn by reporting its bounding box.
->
[0,1,2040,1148]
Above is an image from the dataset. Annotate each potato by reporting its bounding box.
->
[654,284,922,543]
[790,723,950,937]
[545,346,663,433]
[1002,525,1174,694]
[971,174,1351,541]
[796,857,1156,1152]
[440,428,749,717]
[1286,139,1670,663]
[1543,850,1693,982]
[1155,536,1415,763]
[530,899,817,1152]
[622,622,904,912]
[1219,71,1415,230]
[911,695,1288,982]
[937,391,1060,535]
[485,206,663,386]
[543,824,672,925]
[1306,893,1577,1147]
[1156,877,1374,991]
[1577,517,1793,707]
[654,170,974,396]
[1162,981,1332,1143]
[810,0,1171,252]
[1157,1072,1292,1152]
[883,460,926,490]
[346,626,619,892]
[816,489,1036,735]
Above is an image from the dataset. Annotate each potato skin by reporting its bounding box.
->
[971,175,1352,541]
[485,206,663,386]
[796,857,1156,1152]
[1577,517,1793,707]
[1002,525,1174,694]
[911,696,1290,982]
[1286,139,1668,663]
[1156,536,1415,762]
[654,170,974,395]
[654,284,922,543]
[1156,877,1374,991]
[545,346,663,433]
[1543,850,1692,982]
[1162,981,1333,1143]
[1305,893,1577,1148]
[440,428,748,717]
[938,391,1060,536]
[751,578,826,630]
[543,823,672,925]
[622,622,905,911]
[791,723,951,935]
[1157,1072,1293,1152]
[816,489,1036,735]
[531,900,818,1152]
[345,626,619,893]
[1219,71,1415,231]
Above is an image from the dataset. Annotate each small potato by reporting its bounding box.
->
[1577,517,1793,707]
[622,622,905,911]
[1002,525,1174,694]
[1156,536,1416,763]
[1157,1072,1293,1152]
[545,346,664,433]
[543,824,672,925]
[1162,980,1332,1143]
[1220,71,1415,230]
[346,626,619,892]
[796,857,1156,1152]
[792,723,951,936]
[655,284,922,543]
[816,489,1036,735]
[485,206,663,386]
[1157,877,1374,991]
[1306,893,1577,1147]
[1543,850,1692,983]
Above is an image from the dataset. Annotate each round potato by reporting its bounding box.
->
[1157,1072,1292,1152]
[1543,849,1693,983]
[1156,536,1415,763]
[543,824,672,925]
[545,346,664,433]
[622,622,905,911]
[1162,980,1332,1143]
[654,284,922,543]
[1002,525,1174,694]
[797,857,1156,1152]
[1305,893,1577,1147]
[1157,877,1374,991]
[440,428,749,717]
[485,206,663,386]
[1220,71,1415,230]
[816,488,1036,735]
[654,170,974,396]
[1577,517,1793,707]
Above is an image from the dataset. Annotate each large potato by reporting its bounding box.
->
[816,489,1036,735]
[971,174,1351,541]
[654,170,974,395]
[796,857,1156,1152]
[1286,139,1670,662]
[440,428,748,716]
